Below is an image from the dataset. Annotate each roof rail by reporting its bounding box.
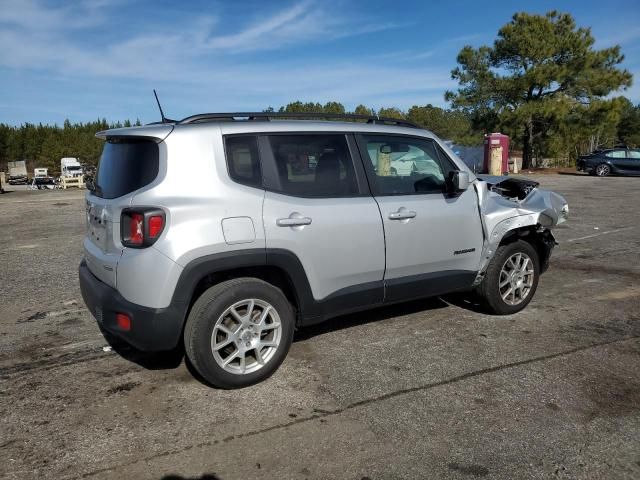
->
[177,112,420,129]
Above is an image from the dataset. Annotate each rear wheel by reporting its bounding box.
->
[184,278,295,388]
[595,163,611,177]
[476,240,540,315]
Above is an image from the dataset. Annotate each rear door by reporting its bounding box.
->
[261,133,385,309]
[623,149,640,173]
[84,138,161,287]
[356,134,483,303]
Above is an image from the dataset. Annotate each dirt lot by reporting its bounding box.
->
[1,175,639,480]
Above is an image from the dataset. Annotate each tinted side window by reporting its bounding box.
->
[266,134,358,197]
[225,135,262,188]
[627,150,640,159]
[359,135,449,195]
[95,139,159,199]
[606,150,626,158]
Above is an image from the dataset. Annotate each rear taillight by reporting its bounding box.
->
[127,213,144,246]
[121,208,166,248]
[148,215,164,238]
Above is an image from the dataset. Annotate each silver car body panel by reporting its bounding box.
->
[84,191,133,288]
[375,187,484,279]
[263,192,385,300]
[83,120,567,310]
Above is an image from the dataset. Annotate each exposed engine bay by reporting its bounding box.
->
[478,175,540,201]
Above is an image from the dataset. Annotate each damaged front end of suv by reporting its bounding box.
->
[473,176,569,285]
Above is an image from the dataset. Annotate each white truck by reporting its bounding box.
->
[34,168,48,178]
[60,157,83,178]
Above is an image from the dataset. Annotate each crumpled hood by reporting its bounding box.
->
[477,175,540,201]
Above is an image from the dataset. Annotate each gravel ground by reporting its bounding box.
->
[0,175,639,480]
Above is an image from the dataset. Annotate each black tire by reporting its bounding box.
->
[184,278,294,389]
[595,163,611,177]
[476,240,540,315]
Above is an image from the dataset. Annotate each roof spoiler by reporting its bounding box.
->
[95,124,174,142]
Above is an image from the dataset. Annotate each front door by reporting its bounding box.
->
[622,149,640,174]
[356,134,483,303]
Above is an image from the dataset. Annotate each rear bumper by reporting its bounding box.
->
[576,161,591,173]
[79,260,184,351]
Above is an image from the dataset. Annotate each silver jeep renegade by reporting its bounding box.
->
[79,112,568,388]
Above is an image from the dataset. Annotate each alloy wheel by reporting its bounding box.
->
[211,299,282,375]
[595,164,610,176]
[498,252,535,306]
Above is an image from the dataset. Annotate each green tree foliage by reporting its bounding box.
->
[618,100,640,147]
[3,89,638,176]
[377,107,405,119]
[322,102,346,114]
[407,105,480,145]
[354,104,375,116]
[0,119,121,175]
[446,11,633,168]
[278,101,324,113]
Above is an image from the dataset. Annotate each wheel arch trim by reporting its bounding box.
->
[169,248,319,328]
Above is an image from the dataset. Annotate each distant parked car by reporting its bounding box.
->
[577,148,640,177]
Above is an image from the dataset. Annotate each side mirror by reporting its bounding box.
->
[446,170,469,195]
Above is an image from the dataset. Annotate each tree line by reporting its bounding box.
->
[0,119,141,176]
[1,11,639,174]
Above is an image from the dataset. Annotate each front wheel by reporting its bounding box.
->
[476,240,540,315]
[595,163,611,177]
[184,278,295,388]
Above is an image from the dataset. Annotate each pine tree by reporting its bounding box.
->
[445,11,632,168]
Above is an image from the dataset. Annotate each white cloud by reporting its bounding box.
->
[206,1,317,51]
[0,0,108,30]
[0,0,455,123]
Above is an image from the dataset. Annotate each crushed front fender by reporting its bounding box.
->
[473,179,568,284]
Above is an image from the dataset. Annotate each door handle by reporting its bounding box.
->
[276,216,312,227]
[389,210,416,220]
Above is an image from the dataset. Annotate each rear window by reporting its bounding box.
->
[94,139,159,199]
[224,135,262,188]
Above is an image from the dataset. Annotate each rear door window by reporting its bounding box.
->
[94,139,159,199]
[264,134,359,197]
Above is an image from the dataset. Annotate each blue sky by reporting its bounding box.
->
[1,0,639,126]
